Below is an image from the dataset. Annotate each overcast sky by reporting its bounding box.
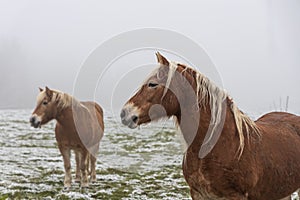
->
[0,0,299,115]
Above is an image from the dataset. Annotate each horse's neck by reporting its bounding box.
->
[55,106,73,127]
[178,98,239,156]
[56,102,91,127]
[55,101,78,123]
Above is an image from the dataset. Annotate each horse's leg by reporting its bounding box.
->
[90,153,97,182]
[86,153,90,175]
[75,150,81,182]
[89,143,99,183]
[59,146,72,188]
[190,188,204,200]
[80,150,89,188]
[190,188,248,200]
[228,194,248,200]
[280,196,291,200]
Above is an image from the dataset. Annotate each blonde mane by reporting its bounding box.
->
[51,89,81,110]
[164,61,259,157]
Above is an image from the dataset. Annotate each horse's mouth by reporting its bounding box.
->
[127,122,138,129]
[121,106,152,129]
[30,121,41,128]
[30,120,42,128]
[30,115,42,128]
[121,118,138,129]
[122,114,154,129]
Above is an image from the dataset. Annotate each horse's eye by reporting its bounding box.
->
[148,82,158,88]
[43,101,48,105]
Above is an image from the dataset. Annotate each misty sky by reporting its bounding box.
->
[0,0,299,115]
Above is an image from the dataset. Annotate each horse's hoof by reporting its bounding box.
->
[75,178,81,183]
[81,183,89,188]
[90,177,96,183]
[63,186,71,191]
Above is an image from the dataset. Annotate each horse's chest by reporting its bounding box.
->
[182,153,228,200]
[182,153,208,187]
[55,126,82,147]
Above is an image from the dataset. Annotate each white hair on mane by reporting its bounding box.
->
[163,61,259,158]
[162,62,178,98]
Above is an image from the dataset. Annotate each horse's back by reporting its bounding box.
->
[256,111,300,137]
[80,101,104,132]
[81,101,103,116]
[251,112,300,199]
[255,111,300,153]
[256,111,299,122]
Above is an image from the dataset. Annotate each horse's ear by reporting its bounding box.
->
[45,86,53,98]
[39,87,43,92]
[156,52,169,66]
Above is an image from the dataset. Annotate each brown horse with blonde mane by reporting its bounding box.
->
[30,87,104,188]
[121,53,300,200]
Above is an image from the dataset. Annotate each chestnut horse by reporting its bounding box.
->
[30,87,104,188]
[121,53,300,200]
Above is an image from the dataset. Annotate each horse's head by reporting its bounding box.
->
[30,86,58,128]
[120,53,188,129]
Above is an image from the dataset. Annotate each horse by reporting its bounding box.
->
[121,52,300,200]
[30,87,104,188]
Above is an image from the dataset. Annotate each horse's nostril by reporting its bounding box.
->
[131,115,138,123]
[30,116,35,123]
[120,109,126,119]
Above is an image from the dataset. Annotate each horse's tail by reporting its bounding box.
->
[94,103,103,117]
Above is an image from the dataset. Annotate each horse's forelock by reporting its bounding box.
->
[36,90,48,105]
[162,61,179,99]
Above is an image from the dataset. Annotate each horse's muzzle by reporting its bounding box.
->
[30,115,41,128]
[120,108,139,129]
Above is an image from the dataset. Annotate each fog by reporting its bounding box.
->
[0,0,299,115]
